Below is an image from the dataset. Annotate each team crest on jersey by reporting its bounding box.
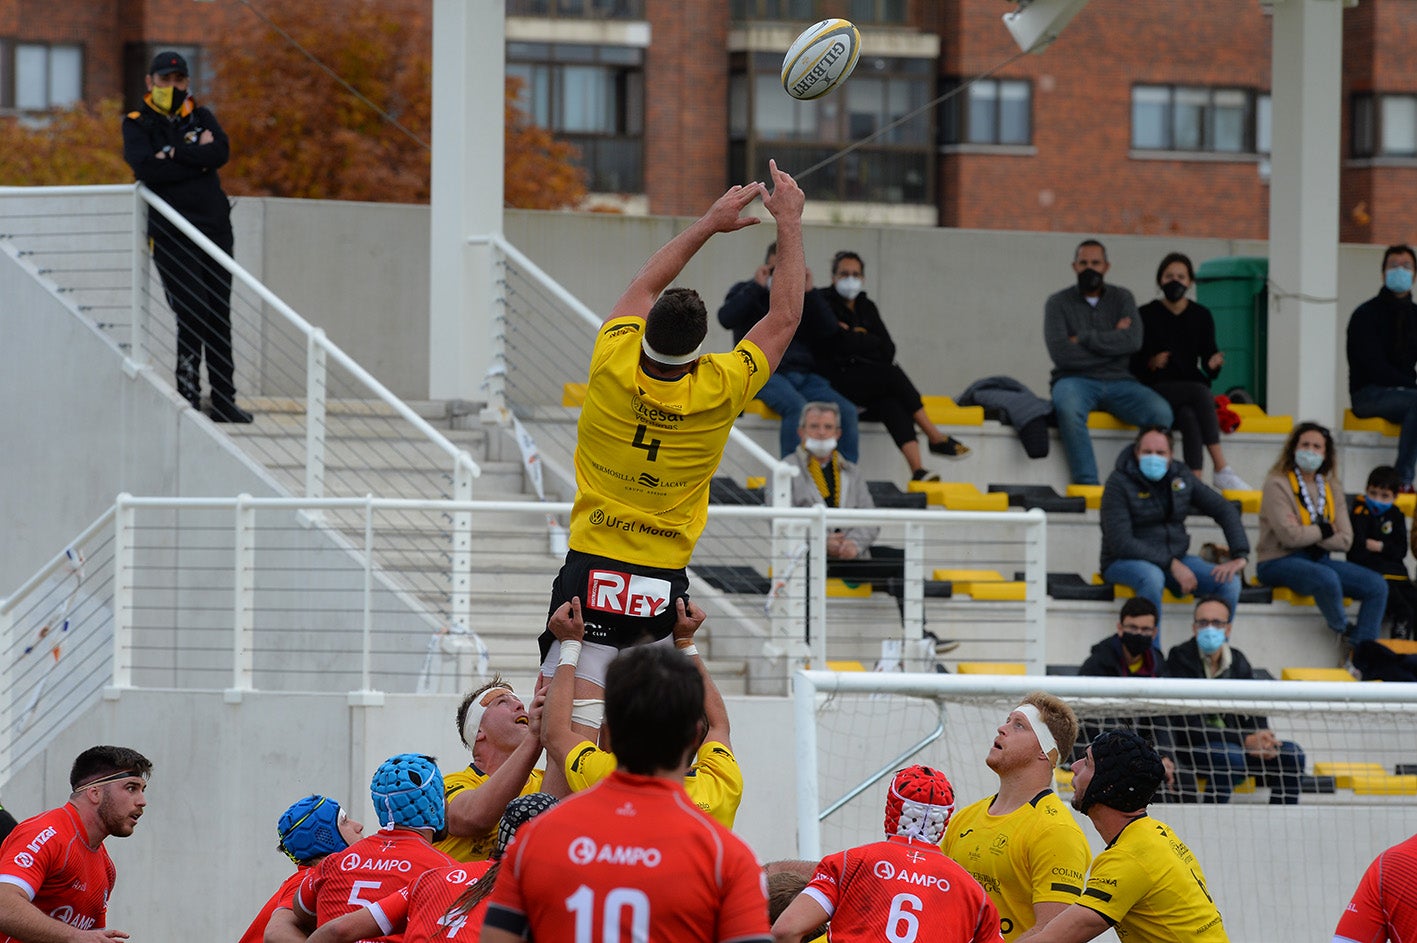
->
[604,322,641,338]
[736,348,759,375]
[586,570,671,617]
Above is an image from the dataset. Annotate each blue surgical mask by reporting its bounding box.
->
[1294,449,1323,474]
[1196,626,1227,655]
[1138,454,1169,482]
[1367,497,1394,516]
[1386,266,1414,294]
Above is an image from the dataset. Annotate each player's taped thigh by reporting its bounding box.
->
[571,698,606,729]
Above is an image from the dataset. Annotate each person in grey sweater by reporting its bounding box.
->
[1100,427,1249,643]
[1044,239,1173,483]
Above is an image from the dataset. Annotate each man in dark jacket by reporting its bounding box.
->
[122,50,250,423]
[717,242,858,460]
[1165,596,1306,804]
[1347,243,1417,489]
[1100,426,1249,641]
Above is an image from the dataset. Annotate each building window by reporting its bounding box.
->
[941,78,1031,146]
[1352,93,1417,158]
[729,0,829,18]
[507,42,644,192]
[507,0,645,18]
[1130,84,1263,154]
[1,41,83,110]
[730,52,933,204]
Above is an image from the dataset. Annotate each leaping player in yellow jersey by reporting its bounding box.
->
[1022,729,1229,943]
[943,693,1091,941]
[538,159,806,755]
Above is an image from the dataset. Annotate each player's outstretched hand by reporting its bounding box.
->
[76,931,129,942]
[702,183,766,235]
[549,598,586,643]
[672,597,708,642]
[761,158,804,221]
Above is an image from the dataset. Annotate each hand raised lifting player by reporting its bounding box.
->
[481,645,770,943]
[1022,730,1228,943]
[543,161,806,749]
[0,745,152,943]
[771,765,1001,943]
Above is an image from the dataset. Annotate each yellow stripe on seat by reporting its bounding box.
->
[1344,409,1400,435]
[921,395,985,426]
[955,662,1027,675]
[1086,412,1135,430]
[1065,484,1104,509]
[1280,667,1357,682]
[826,578,872,597]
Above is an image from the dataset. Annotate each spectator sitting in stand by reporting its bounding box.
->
[718,241,860,462]
[1165,596,1307,805]
[814,250,970,482]
[1346,243,1417,491]
[1347,464,1417,640]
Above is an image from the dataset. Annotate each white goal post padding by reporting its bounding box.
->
[793,671,1417,943]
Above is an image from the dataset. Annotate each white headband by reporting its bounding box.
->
[641,336,703,366]
[461,684,514,748]
[1015,703,1059,766]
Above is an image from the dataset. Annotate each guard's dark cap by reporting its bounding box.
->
[149,51,189,77]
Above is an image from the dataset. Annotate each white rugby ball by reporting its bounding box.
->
[781,18,861,101]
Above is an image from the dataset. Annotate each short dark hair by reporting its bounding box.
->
[1075,239,1107,262]
[1271,421,1336,478]
[1133,425,1173,451]
[644,288,708,360]
[604,645,704,776]
[70,746,152,791]
[1155,251,1195,285]
[1367,465,1401,493]
[1382,244,1416,273]
[830,250,864,276]
[1119,597,1158,623]
[1193,594,1232,620]
[764,241,777,264]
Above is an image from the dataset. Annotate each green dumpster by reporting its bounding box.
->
[1195,256,1268,409]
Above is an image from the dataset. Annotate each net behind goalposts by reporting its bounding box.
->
[792,670,1417,943]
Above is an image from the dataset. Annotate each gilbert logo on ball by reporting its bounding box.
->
[781,18,861,101]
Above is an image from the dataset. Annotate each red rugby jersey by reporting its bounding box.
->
[296,829,454,940]
[0,804,116,941]
[368,860,495,943]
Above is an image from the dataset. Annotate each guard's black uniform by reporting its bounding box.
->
[122,93,242,418]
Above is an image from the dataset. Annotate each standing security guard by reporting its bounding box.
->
[122,50,250,423]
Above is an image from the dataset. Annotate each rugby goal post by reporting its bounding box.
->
[792,669,1417,943]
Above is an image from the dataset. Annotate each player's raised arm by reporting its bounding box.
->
[608,183,766,324]
[743,159,805,371]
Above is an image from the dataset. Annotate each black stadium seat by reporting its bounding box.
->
[988,484,1086,513]
[1047,573,1115,601]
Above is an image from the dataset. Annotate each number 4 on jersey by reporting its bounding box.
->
[631,424,661,461]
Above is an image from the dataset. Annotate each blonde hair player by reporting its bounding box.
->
[942,692,1090,941]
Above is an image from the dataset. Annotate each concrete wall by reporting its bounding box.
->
[0,684,1399,943]
[241,199,1385,424]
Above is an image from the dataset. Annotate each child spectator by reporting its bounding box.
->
[1348,465,1417,639]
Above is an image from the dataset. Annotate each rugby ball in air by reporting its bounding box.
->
[781,18,861,101]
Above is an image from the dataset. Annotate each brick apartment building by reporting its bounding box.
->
[5,0,1415,243]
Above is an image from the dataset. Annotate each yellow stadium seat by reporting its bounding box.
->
[921,395,986,426]
[1086,412,1135,430]
[934,568,1024,599]
[1221,489,1262,513]
[1280,667,1358,682]
[1232,777,1258,794]
[1344,409,1400,436]
[1054,769,1074,792]
[971,582,1027,601]
[1351,774,1417,796]
[1091,575,1188,603]
[934,568,1005,583]
[826,578,872,598]
[825,659,867,672]
[1229,403,1294,434]
[1314,762,1386,789]
[1066,484,1104,509]
[746,476,766,490]
[908,481,1009,511]
[1272,587,1352,607]
[1399,494,1417,517]
[955,662,1028,675]
[1382,638,1417,655]
[562,383,587,407]
[742,400,780,420]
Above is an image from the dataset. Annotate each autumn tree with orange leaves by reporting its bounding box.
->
[0,0,585,208]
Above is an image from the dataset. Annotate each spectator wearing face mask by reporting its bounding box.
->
[813,250,970,483]
[1347,464,1417,640]
[1131,252,1251,491]
[1346,243,1417,492]
[1099,426,1249,644]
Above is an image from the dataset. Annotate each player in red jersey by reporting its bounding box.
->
[481,644,771,943]
[771,765,1002,943]
[0,744,152,943]
[306,793,557,943]
[1333,833,1417,943]
[236,794,364,943]
[265,754,455,943]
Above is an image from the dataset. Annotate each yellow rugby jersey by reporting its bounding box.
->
[570,316,770,568]
[942,790,1091,941]
[433,764,545,862]
[1079,815,1227,943]
[563,738,744,829]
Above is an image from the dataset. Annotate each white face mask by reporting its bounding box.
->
[804,436,838,459]
[834,276,863,301]
[765,274,773,291]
